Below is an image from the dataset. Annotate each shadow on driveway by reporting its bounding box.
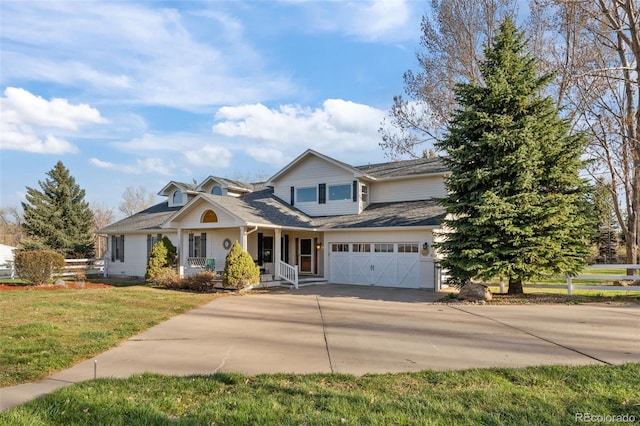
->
[271,283,449,303]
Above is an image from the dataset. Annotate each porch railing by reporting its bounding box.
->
[278,260,299,289]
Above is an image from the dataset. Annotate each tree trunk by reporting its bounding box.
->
[508,277,524,295]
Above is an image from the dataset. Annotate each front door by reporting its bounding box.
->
[299,238,313,274]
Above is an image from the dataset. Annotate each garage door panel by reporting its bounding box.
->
[397,256,420,288]
[330,253,350,284]
[329,242,421,288]
[371,255,397,286]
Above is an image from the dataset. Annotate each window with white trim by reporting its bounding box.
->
[188,233,207,258]
[331,243,349,252]
[352,243,371,252]
[296,187,317,203]
[328,184,351,201]
[172,190,183,204]
[398,243,419,253]
[111,235,125,262]
[211,185,223,195]
[360,184,368,203]
[374,243,394,253]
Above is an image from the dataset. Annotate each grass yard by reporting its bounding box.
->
[0,284,223,387]
[1,364,639,425]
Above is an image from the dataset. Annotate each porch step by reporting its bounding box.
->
[257,274,328,289]
[289,277,329,288]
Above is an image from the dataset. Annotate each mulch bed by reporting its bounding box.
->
[0,282,112,291]
[437,292,640,305]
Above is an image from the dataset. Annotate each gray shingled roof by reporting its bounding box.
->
[100,189,445,234]
[312,199,445,228]
[173,181,197,191]
[99,202,182,234]
[200,190,314,228]
[356,157,448,179]
[203,176,254,192]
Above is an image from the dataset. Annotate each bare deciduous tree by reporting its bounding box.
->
[119,186,156,217]
[0,206,24,247]
[544,0,640,265]
[91,203,115,258]
[379,0,517,159]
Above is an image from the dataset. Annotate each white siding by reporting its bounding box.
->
[370,175,446,203]
[273,156,359,217]
[180,229,240,272]
[169,200,241,229]
[108,233,178,277]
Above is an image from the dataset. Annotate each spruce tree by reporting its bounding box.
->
[22,161,95,258]
[435,19,593,294]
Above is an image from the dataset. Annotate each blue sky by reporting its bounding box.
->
[1,0,429,217]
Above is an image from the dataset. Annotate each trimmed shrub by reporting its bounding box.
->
[14,250,66,286]
[146,237,177,281]
[150,267,182,288]
[183,271,219,291]
[222,241,260,290]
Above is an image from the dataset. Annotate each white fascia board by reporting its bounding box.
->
[265,149,372,186]
[320,225,442,232]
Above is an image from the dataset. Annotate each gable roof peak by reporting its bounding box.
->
[265,149,369,185]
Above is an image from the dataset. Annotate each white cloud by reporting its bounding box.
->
[184,145,232,167]
[89,157,174,175]
[109,132,234,171]
[0,87,106,154]
[0,2,294,110]
[301,0,415,43]
[3,87,107,130]
[213,98,386,166]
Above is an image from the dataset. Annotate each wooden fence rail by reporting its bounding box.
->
[0,258,106,280]
[437,264,640,294]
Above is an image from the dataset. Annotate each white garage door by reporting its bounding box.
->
[329,242,420,288]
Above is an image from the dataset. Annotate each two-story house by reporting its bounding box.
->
[100,149,447,289]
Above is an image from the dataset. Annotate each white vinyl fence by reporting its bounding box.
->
[0,258,106,280]
[436,264,640,294]
[525,264,640,295]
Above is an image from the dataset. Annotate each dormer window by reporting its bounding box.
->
[211,185,223,196]
[172,190,183,204]
[296,187,317,203]
[328,184,351,201]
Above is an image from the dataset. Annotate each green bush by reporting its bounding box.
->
[14,250,66,286]
[222,241,260,290]
[146,237,177,281]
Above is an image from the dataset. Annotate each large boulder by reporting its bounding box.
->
[458,283,492,302]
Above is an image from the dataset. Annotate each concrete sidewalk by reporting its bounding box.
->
[2,285,639,411]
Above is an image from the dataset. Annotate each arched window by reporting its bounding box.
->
[202,210,218,223]
[172,190,183,204]
[211,185,223,196]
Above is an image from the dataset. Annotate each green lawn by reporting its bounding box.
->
[0,285,223,387]
[2,364,638,425]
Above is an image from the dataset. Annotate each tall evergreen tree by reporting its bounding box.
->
[435,19,593,294]
[22,161,95,258]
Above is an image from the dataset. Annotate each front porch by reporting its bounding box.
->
[183,257,326,289]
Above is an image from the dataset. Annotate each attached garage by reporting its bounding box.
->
[329,242,421,288]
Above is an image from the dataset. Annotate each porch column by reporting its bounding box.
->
[274,228,282,279]
[177,227,184,278]
[240,226,247,251]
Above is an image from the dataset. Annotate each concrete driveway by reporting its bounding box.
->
[2,284,639,410]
